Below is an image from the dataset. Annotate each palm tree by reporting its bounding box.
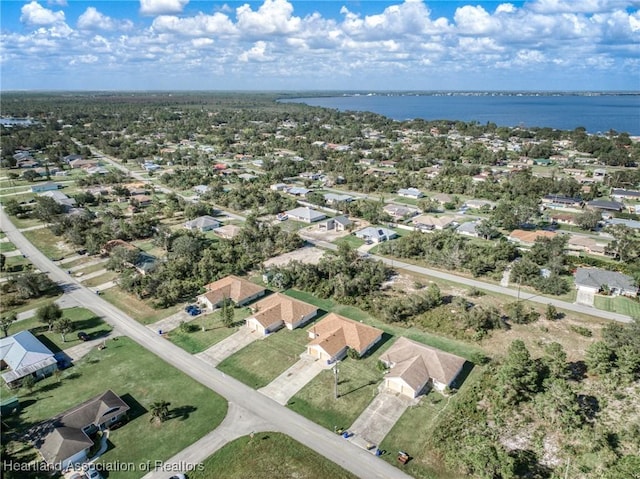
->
[149,401,171,423]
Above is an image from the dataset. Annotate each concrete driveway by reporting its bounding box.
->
[258,354,328,405]
[195,327,259,367]
[576,287,595,307]
[348,390,418,450]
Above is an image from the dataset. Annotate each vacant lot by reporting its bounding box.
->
[263,246,326,268]
[22,228,73,259]
[287,337,392,431]
[188,432,357,479]
[594,295,640,319]
[217,326,310,388]
[8,307,112,353]
[100,287,184,324]
[2,337,227,479]
[167,307,251,354]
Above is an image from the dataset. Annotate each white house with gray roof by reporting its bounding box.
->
[0,330,58,387]
[285,206,326,223]
[397,188,424,199]
[355,226,397,243]
[184,215,220,232]
[574,268,638,297]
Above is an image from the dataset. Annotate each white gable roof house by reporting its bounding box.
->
[184,215,220,232]
[285,207,326,223]
[0,330,58,387]
[397,188,424,199]
[355,226,397,243]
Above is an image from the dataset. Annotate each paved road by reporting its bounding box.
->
[1,207,411,479]
[302,238,633,324]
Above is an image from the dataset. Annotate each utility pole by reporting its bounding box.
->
[333,360,340,399]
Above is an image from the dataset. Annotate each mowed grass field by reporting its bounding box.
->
[100,287,184,324]
[187,432,357,479]
[217,326,310,389]
[594,295,640,319]
[2,337,227,479]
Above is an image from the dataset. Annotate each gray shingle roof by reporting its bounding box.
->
[574,268,637,294]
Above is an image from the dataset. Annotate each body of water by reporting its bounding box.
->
[0,117,36,127]
[280,93,640,135]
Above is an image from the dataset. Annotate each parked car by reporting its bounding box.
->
[77,332,90,341]
[187,307,201,317]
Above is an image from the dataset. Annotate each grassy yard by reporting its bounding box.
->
[0,292,63,317]
[217,327,310,389]
[283,289,483,361]
[0,241,17,253]
[287,337,393,431]
[333,234,365,249]
[7,307,112,353]
[100,287,184,324]
[73,262,109,276]
[22,227,72,259]
[594,295,640,319]
[0,254,31,275]
[379,370,481,479]
[188,432,357,479]
[82,271,119,288]
[167,308,251,354]
[2,337,227,479]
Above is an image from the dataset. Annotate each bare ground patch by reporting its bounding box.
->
[263,246,327,268]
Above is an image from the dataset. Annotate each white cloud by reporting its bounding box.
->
[236,0,301,36]
[239,40,271,62]
[20,1,65,26]
[454,5,499,34]
[78,7,132,31]
[151,13,237,36]
[526,0,633,14]
[69,54,98,65]
[47,0,68,6]
[140,0,189,16]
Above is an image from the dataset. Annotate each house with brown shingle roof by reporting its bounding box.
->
[379,337,466,397]
[306,313,383,364]
[35,390,129,469]
[197,275,266,309]
[507,229,557,246]
[246,293,318,335]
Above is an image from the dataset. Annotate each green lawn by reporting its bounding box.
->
[283,289,482,361]
[0,241,17,253]
[22,227,72,259]
[287,338,392,431]
[100,287,184,324]
[82,271,119,288]
[7,307,112,353]
[73,262,109,275]
[61,255,103,269]
[188,432,357,479]
[594,295,640,319]
[0,291,63,316]
[217,327,310,388]
[2,337,227,479]
[167,308,251,354]
[333,234,365,249]
[379,370,480,479]
[0,254,31,275]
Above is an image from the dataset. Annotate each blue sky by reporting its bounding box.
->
[1,0,638,91]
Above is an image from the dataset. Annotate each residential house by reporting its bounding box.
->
[586,200,624,213]
[567,236,610,256]
[193,185,209,195]
[379,337,466,397]
[397,188,424,199]
[550,213,578,226]
[464,199,496,210]
[285,207,326,223]
[286,187,312,197]
[35,390,130,469]
[323,193,354,205]
[31,182,61,193]
[383,204,420,220]
[142,162,161,172]
[39,190,76,209]
[507,229,557,246]
[431,193,453,205]
[198,275,266,309]
[541,195,583,210]
[246,293,318,335]
[270,183,288,192]
[606,218,640,230]
[62,154,83,164]
[456,221,481,238]
[184,215,220,232]
[354,226,397,243]
[306,313,383,364]
[611,189,640,202]
[412,214,456,232]
[69,159,97,170]
[318,216,351,232]
[0,331,58,388]
[86,166,109,175]
[101,239,137,256]
[574,268,638,297]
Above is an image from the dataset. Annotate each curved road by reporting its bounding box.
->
[0,207,411,479]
